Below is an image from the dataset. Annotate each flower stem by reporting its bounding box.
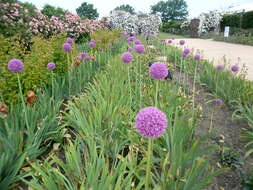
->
[155,81,159,107]
[128,65,132,105]
[145,138,152,190]
[67,53,71,97]
[139,56,142,109]
[51,70,54,101]
[17,73,29,128]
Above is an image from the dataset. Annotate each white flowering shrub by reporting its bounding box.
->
[105,11,162,34]
[180,19,191,29]
[198,10,223,34]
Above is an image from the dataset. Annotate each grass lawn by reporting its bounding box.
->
[159,32,187,39]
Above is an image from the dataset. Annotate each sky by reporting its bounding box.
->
[20,0,253,18]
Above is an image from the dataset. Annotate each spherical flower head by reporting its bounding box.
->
[135,106,168,138]
[148,61,152,67]
[183,48,190,55]
[109,39,113,43]
[196,68,201,73]
[98,47,102,51]
[231,65,239,72]
[135,39,141,45]
[77,56,82,61]
[81,52,86,58]
[86,56,91,61]
[66,37,73,44]
[134,44,145,54]
[168,40,172,43]
[8,59,24,72]
[182,53,187,60]
[172,37,175,40]
[194,54,200,61]
[216,65,224,70]
[121,52,133,64]
[179,40,185,45]
[128,47,133,52]
[62,43,72,52]
[47,62,55,70]
[180,75,184,79]
[149,62,168,79]
[90,39,95,43]
[89,42,95,48]
[97,40,101,43]
[216,99,223,105]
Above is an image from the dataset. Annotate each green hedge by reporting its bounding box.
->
[242,11,253,29]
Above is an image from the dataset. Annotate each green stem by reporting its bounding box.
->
[51,71,54,100]
[67,53,71,97]
[139,56,142,109]
[128,65,132,105]
[192,63,198,126]
[209,110,214,133]
[145,138,153,190]
[155,81,158,107]
[17,73,29,128]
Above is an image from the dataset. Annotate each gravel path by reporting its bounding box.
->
[174,38,253,81]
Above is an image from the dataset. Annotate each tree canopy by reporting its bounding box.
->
[113,4,135,14]
[151,0,188,22]
[76,2,99,20]
[41,4,65,18]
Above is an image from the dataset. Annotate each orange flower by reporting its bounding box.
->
[0,103,8,115]
[76,59,81,67]
[91,56,95,61]
[26,90,38,107]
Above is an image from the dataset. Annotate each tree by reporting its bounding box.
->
[76,2,99,20]
[41,4,65,18]
[113,4,135,14]
[151,0,188,22]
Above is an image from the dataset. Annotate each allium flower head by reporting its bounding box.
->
[135,106,168,138]
[121,52,133,64]
[89,42,95,48]
[216,99,222,105]
[90,39,95,43]
[168,40,172,43]
[77,56,82,61]
[194,54,200,61]
[47,62,55,70]
[183,48,190,55]
[109,39,113,43]
[180,75,184,79]
[8,59,24,72]
[134,44,145,54]
[81,52,86,58]
[216,65,224,70]
[86,56,91,61]
[128,47,133,52]
[62,43,72,52]
[231,65,239,72]
[135,39,141,45]
[182,53,187,60]
[97,40,101,43]
[196,68,201,73]
[149,62,168,79]
[179,40,185,45]
[66,37,73,44]
[98,47,102,51]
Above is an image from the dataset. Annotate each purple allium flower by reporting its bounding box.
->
[168,39,172,43]
[172,37,175,40]
[183,48,190,55]
[216,65,224,70]
[196,68,201,73]
[216,99,223,105]
[8,59,24,72]
[135,39,141,45]
[149,62,168,79]
[148,61,153,67]
[81,52,86,58]
[77,56,82,61]
[128,36,134,42]
[86,56,91,61]
[194,54,200,61]
[97,40,101,43]
[157,34,160,38]
[90,39,95,43]
[180,75,184,79]
[62,43,72,52]
[89,42,95,48]
[179,40,185,45]
[182,53,187,60]
[132,31,136,36]
[109,39,113,43]
[128,47,133,52]
[231,65,239,72]
[135,106,168,138]
[66,37,73,44]
[104,35,108,38]
[47,62,55,70]
[98,47,102,51]
[121,52,133,64]
[134,44,145,54]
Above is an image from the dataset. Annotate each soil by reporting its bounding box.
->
[169,38,253,81]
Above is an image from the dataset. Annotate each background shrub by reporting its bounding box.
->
[220,14,241,31]
[242,11,253,29]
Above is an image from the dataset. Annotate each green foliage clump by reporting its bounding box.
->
[41,4,65,18]
[160,21,182,34]
[76,2,99,20]
[0,33,77,104]
[242,11,253,29]
[220,14,241,30]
